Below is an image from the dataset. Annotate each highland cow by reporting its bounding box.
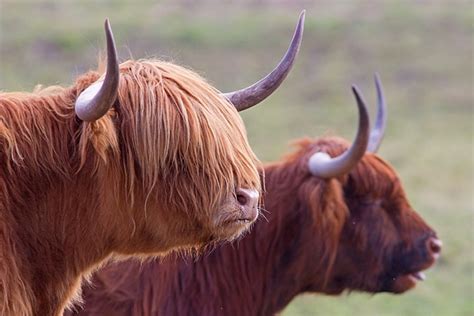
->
[0,13,304,316]
[70,76,441,316]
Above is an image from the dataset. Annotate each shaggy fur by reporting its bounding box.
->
[0,59,261,315]
[68,137,438,316]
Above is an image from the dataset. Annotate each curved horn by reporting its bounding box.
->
[367,73,387,153]
[222,10,305,111]
[308,86,370,178]
[75,19,120,122]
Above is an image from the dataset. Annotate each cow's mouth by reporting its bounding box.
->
[388,262,435,293]
[212,213,257,241]
[391,270,425,293]
[222,217,254,226]
[391,270,426,293]
[219,206,259,228]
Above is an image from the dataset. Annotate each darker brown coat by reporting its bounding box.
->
[69,137,438,316]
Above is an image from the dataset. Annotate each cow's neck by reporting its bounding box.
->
[4,170,119,315]
[0,91,124,315]
[23,181,117,315]
[252,163,317,314]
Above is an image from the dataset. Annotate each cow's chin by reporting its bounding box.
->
[388,273,423,293]
[211,205,259,242]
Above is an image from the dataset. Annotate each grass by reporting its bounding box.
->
[1,1,472,315]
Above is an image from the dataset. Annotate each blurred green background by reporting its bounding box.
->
[0,1,472,315]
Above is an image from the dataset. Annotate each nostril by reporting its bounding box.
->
[236,192,248,206]
[428,238,442,254]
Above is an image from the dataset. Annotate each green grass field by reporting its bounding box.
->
[1,1,472,315]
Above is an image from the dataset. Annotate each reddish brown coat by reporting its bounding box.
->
[0,60,261,316]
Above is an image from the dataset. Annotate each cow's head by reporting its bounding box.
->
[72,14,304,251]
[287,75,440,295]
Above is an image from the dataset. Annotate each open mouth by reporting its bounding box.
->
[409,271,426,281]
[390,269,429,293]
[405,271,427,283]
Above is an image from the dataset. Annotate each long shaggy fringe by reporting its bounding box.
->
[115,60,261,216]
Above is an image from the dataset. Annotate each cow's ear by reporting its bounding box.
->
[299,178,349,282]
[299,178,348,238]
[78,114,119,169]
